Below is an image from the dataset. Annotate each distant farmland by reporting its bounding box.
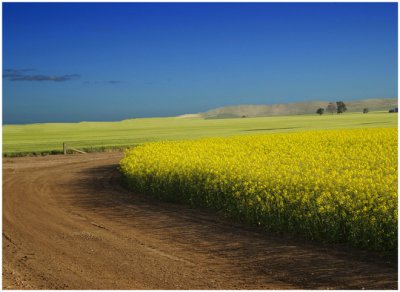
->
[3,111,397,155]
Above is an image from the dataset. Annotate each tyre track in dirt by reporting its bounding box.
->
[3,153,397,289]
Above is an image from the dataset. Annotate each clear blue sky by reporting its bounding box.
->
[3,2,398,124]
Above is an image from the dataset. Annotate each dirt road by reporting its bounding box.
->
[3,153,397,289]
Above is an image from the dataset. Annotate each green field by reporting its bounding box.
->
[3,111,397,155]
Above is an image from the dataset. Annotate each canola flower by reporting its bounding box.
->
[120,128,398,253]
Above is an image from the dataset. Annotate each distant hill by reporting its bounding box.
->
[188,98,398,119]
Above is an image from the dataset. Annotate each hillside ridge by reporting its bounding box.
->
[178,98,398,119]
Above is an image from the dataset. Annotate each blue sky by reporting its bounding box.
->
[3,2,398,124]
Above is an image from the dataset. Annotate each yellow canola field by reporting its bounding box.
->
[120,128,398,253]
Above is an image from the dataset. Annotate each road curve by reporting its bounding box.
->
[3,153,397,289]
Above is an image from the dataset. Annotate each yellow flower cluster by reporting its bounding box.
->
[120,128,398,253]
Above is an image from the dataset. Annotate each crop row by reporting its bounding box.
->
[120,128,397,253]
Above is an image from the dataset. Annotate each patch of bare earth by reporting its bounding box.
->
[3,153,397,289]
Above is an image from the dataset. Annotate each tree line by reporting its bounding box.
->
[316,101,348,115]
[316,102,398,115]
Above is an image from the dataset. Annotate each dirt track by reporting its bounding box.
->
[3,153,397,289]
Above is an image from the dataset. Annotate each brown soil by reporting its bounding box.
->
[3,153,397,289]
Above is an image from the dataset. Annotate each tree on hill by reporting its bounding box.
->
[316,108,324,115]
[363,108,369,114]
[336,101,347,114]
[326,102,337,114]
